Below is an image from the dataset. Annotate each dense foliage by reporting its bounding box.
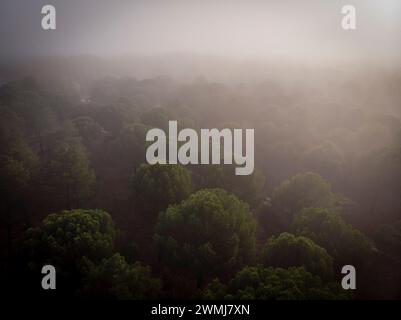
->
[292,207,374,266]
[202,266,349,300]
[1,68,400,299]
[24,209,116,265]
[80,253,161,299]
[131,163,192,217]
[262,232,334,279]
[261,172,347,232]
[155,188,256,289]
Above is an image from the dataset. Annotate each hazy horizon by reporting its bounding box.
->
[1,0,400,66]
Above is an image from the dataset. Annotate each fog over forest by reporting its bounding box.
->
[1,0,401,300]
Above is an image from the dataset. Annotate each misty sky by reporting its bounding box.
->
[0,0,400,64]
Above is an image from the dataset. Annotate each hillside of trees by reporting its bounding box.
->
[1,58,401,299]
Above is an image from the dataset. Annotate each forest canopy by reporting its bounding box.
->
[1,56,400,300]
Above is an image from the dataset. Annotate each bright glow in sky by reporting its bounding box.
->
[0,0,400,64]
